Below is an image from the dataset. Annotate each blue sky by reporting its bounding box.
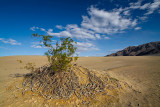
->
[0,0,160,56]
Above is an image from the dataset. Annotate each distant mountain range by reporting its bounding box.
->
[106,41,160,56]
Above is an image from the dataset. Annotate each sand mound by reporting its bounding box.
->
[1,64,125,106]
[23,64,108,100]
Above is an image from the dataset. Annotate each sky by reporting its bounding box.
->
[0,0,160,56]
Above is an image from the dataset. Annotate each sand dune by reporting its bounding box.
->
[0,56,160,106]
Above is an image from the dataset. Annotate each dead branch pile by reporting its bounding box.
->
[22,65,107,100]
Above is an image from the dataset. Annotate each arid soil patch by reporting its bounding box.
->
[0,56,160,106]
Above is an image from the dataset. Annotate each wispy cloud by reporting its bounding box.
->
[43,6,138,39]
[104,36,110,39]
[46,24,96,39]
[31,45,43,48]
[144,0,160,15]
[95,34,101,39]
[82,6,137,35]
[55,25,64,29]
[0,38,21,45]
[127,0,160,16]
[31,42,44,48]
[30,26,38,31]
[135,27,142,30]
[31,41,56,49]
[75,42,99,52]
[30,26,46,31]
[112,0,160,22]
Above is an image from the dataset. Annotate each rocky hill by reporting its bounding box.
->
[106,41,160,56]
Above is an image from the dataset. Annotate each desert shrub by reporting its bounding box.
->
[32,33,78,72]
[21,34,121,103]
[16,59,22,63]
[24,62,36,71]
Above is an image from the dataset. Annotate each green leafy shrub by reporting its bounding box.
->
[32,33,78,72]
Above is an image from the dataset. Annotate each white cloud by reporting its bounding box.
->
[140,3,150,10]
[46,24,96,39]
[139,16,148,20]
[0,38,21,45]
[47,29,72,37]
[123,10,130,15]
[56,25,64,29]
[81,7,137,35]
[31,45,43,48]
[40,28,46,31]
[30,26,38,31]
[128,0,160,15]
[31,42,45,48]
[30,26,46,31]
[115,0,160,21]
[129,0,142,9]
[104,36,110,39]
[95,34,101,39]
[135,27,142,30]
[145,0,160,15]
[75,42,99,52]
[31,6,142,40]
[31,41,56,49]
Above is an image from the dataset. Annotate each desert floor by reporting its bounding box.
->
[0,56,160,107]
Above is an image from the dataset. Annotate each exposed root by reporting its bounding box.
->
[22,64,120,101]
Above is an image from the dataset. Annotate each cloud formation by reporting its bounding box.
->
[31,42,48,48]
[81,7,137,35]
[135,27,142,30]
[124,0,160,16]
[30,26,46,31]
[42,6,139,39]
[31,0,159,40]
[75,42,99,52]
[0,38,21,45]
[30,7,137,40]
[55,25,64,29]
